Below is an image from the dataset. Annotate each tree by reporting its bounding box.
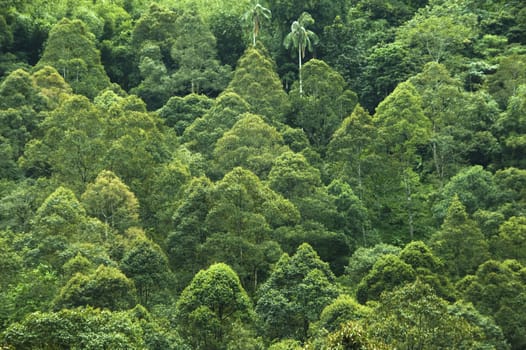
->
[81,170,140,234]
[242,0,272,47]
[2,306,184,349]
[356,254,415,304]
[287,59,357,148]
[458,259,526,349]
[170,8,232,96]
[492,216,526,264]
[175,263,255,350]
[226,47,289,122]
[212,113,289,179]
[53,265,138,311]
[430,195,490,279]
[19,95,105,190]
[157,93,213,135]
[373,81,431,241]
[366,280,485,349]
[327,104,376,189]
[345,243,401,287]
[120,238,172,306]
[256,243,338,341]
[36,18,111,98]
[284,12,318,95]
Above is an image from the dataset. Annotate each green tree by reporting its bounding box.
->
[496,84,526,168]
[212,113,289,179]
[182,91,251,157]
[345,243,402,287]
[356,254,415,304]
[120,238,172,306]
[373,81,431,241]
[81,170,140,234]
[242,0,272,47]
[170,8,232,96]
[53,265,138,311]
[311,294,370,335]
[284,12,318,95]
[2,306,179,349]
[432,165,499,221]
[366,280,483,349]
[226,46,289,122]
[36,18,111,98]
[157,93,213,135]
[430,195,490,279]
[287,59,357,148]
[492,216,526,264]
[19,95,105,190]
[458,259,526,349]
[256,243,338,341]
[175,263,255,350]
[32,186,86,240]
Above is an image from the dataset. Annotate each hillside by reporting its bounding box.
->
[0,0,525,349]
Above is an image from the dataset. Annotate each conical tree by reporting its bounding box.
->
[37,18,110,98]
[284,12,318,95]
[430,195,489,278]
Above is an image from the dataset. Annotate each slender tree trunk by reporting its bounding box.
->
[298,45,303,94]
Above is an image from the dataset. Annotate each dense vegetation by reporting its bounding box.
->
[1,0,525,348]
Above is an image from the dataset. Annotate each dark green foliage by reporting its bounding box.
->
[256,243,338,342]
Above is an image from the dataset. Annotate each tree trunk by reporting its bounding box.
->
[298,45,303,95]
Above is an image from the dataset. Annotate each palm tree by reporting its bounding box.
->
[242,1,272,47]
[284,12,318,95]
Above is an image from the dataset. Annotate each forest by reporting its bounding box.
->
[0,0,525,348]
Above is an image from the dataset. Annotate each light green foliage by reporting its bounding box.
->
[320,321,389,350]
[311,294,370,336]
[366,280,484,349]
[431,195,490,278]
[492,216,526,264]
[2,306,183,349]
[458,259,526,349]
[32,186,86,239]
[53,264,138,311]
[373,81,431,240]
[81,170,139,233]
[327,104,376,187]
[396,2,477,66]
[37,18,111,98]
[170,8,232,96]
[175,263,255,350]
[182,91,251,157]
[288,59,357,148]
[496,84,526,167]
[20,95,105,190]
[256,243,338,341]
[212,113,289,178]
[269,151,321,199]
[226,47,289,122]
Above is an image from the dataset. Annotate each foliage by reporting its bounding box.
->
[0,0,525,348]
